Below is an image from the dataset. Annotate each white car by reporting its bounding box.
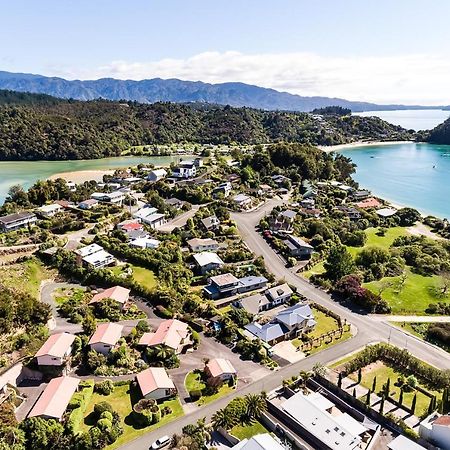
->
[150,435,170,449]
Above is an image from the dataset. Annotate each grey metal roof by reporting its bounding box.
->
[245,322,288,342]
[276,303,314,327]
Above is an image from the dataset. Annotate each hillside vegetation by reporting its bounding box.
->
[0,90,415,160]
[427,117,450,144]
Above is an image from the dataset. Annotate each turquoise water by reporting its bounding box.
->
[354,109,449,131]
[340,142,450,219]
[0,155,180,204]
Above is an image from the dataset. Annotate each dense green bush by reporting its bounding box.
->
[95,379,115,396]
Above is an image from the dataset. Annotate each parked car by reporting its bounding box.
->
[150,435,170,449]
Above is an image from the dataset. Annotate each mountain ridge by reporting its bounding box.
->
[0,70,445,112]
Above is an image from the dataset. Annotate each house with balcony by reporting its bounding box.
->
[233,193,252,210]
[172,161,196,179]
[0,212,37,232]
[37,203,63,218]
[74,243,115,269]
[213,182,232,198]
[91,190,126,205]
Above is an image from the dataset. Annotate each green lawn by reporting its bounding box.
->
[80,383,183,449]
[351,362,441,417]
[302,261,325,279]
[185,370,235,406]
[364,269,442,314]
[230,420,269,440]
[347,226,408,257]
[111,264,157,291]
[292,308,352,354]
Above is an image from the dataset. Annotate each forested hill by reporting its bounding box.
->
[0,92,416,161]
[0,70,439,112]
[427,117,450,144]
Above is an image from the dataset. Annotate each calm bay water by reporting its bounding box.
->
[354,109,450,131]
[0,155,180,204]
[340,142,450,218]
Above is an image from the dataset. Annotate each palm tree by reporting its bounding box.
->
[245,393,267,420]
[299,370,312,393]
[155,345,169,360]
[212,408,234,430]
[195,417,211,443]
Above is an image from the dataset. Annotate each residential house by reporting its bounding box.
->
[203,274,268,300]
[147,168,167,182]
[142,212,166,229]
[205,358,236,386]
[89,286,130,310]
[66,181,76,192]
[265,283,293,306]
[117,219,144,233]
[91,191,126,205]
[284,235,314,259]
[187,238,220,253]
[35,332,76,367]
[376,207,397,218]
[133,206,157,221]
[138,319,191,354]
[233,193,252,209]
[356,197,382,209]
[172,161,196,179]
[231,434,285,450]
[28,376,80,421]
[37,203,63,218]
[271,174,290,185]
[165,197,185,209]
[388,436,426,450]
[193,251,224,274]
[203,273,240,299]
[300,207,321,218]
[259,184,273,195]
[88,322,123,355]
[237,293,268,315]
[244,302,315,345]
[130,237,160,249]
[302,180,317,199]
[201,215,220,231]
[213,182,232,198]
[280,391,369,450]
[135,367,176,401]
[352,189,371,201]
[335,205,361,220]
[78,199,98,210]
[74,243,115,269]
[300,198,315,209]
[420,412,450,450]
[0,212,37,232]
[194,157,203,167]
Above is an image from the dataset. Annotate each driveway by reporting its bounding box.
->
[158,205,202,233]
[271,341,305,364]
[169,335,270,406]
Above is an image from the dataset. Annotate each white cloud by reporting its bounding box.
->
[49,51,450,105]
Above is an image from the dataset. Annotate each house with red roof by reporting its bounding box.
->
[88,322,123,355]
[28,376,79,421]
[89,286,130,310]
[135,367,176,401]
[205,358,237,386]
[138,319,191,354]
[35,332,76,367]
[355,197,382,209]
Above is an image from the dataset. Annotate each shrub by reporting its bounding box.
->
[155,305,174,318]
[152,408,161,424]
[133,398,156,413]
[100,411,113,422]
[97,418,112,431]
[93,401,114,420]
[95,379,114,396]
[189,390,202,401]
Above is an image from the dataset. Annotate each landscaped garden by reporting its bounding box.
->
[230,419,269,440]
[185,369,235,405]
[72,381,183,449]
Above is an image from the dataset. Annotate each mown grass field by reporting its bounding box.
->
[230,420,269,440]
[111,264,157,291]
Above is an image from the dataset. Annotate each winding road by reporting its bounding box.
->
[119,198,450,449]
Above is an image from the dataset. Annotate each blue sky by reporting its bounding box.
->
[2,0,450,103]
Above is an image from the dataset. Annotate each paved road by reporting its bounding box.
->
[371,315,450,323]
[118,197,450,449]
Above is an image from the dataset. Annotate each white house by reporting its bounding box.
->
[193,251,224,274]
[420,413,450,449]
[147,168,167,182]
[387,435,426,450]
[142,213,166,229]
[88,322,123,355]
[265,283,293,306]
[89,286,130,310]
[133,206,157,221]
[135,367,176,401]
[74,243,115,269]
[37,203,63,218]
[231,435,285,450]
[172,161,196,179]
[35,332,76,367]
[187,238,219,253]
[130,237,161,249]
[205,358,236,386]
[91,191,126,205]
[0,212,37,232]
[28,376,80,421]
[233,194,252,209]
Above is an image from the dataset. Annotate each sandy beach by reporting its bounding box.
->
[318,140,415,152]
[48,169,115,183]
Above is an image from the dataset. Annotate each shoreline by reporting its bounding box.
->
[48,169,115,183]
[318,140,415,153]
